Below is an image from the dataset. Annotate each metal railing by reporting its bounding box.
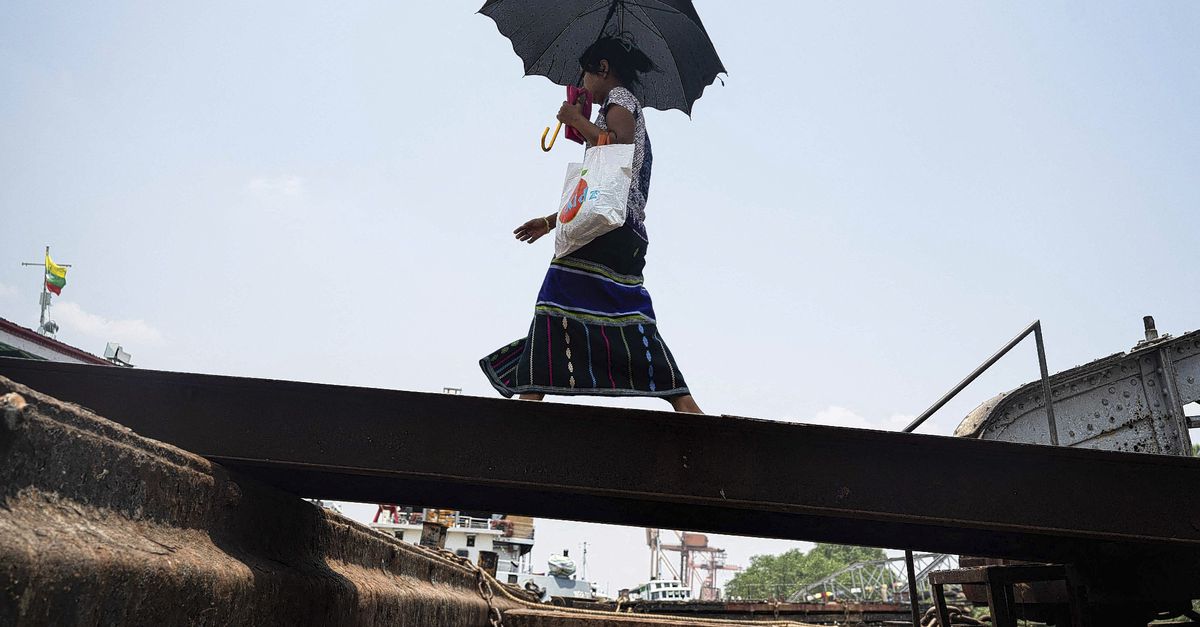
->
[455,516,495,530]
[902,320,1057,442]
[900,320,1059,625]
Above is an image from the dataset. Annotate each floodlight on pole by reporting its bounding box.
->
[104,343,134,367]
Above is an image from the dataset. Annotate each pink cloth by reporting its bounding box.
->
[565,86,592,145]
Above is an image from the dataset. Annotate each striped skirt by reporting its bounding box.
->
[480,224,689,398]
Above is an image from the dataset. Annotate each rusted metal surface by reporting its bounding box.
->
[479,550,500,577]
[2,377,798,626]
[0,379,530,626]
[955,558,1068,605]
[942,559,1189,626]
[4,360,1200,606]
[957,329,1200,455]
[929,565,1080,627]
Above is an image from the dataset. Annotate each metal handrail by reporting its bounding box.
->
[901,320,1059,625]
[902,320,1058,443]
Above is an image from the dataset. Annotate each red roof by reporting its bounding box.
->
[0,317,113,366]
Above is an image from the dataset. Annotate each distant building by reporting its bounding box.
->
[0,317,112,366]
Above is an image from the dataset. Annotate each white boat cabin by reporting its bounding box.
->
[631,579,692,602]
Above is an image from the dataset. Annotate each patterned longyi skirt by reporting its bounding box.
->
[480,224,689,398]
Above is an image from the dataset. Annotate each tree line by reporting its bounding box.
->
[725,543,886,601]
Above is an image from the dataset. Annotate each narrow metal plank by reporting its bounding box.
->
[2,357,1199,576]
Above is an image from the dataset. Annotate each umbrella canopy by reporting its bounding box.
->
[479,0,726,115]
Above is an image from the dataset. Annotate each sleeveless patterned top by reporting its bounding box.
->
[595,86,652,240]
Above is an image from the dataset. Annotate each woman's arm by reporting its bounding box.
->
[516,99,637,244]
[514,212,558,244]
[597,104,635,144]
[557,101,635,146]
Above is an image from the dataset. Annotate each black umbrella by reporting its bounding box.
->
[479,0,726,116]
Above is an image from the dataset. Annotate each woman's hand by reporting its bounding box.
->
[514,216,553,244]
[556,100,585,128]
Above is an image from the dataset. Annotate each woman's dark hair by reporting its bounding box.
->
[579,36,655,88]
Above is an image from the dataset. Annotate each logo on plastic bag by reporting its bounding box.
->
[560,177,601,224]
[559,178,589,224]
[553,144,633,259]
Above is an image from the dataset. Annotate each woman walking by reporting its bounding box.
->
[479,36,702,414]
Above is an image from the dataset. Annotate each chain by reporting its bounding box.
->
[419,544,504,627]
[476,571,503,627]
[922,605,988,627]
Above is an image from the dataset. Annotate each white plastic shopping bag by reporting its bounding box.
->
[554,143,635,258]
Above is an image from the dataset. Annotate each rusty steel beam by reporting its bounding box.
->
[3,373,804,627]
[0,378,530,627]
[3,357,1200,586]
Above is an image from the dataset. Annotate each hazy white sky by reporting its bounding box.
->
[3,1,1199,595]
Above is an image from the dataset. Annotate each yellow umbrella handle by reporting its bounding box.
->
[541,121,562,152]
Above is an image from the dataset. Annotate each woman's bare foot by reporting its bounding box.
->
[518,392,700,413]
[669,394,703,414]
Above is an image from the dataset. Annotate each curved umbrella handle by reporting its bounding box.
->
[541,122,562,152]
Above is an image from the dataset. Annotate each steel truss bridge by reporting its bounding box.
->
[788,552,958,603]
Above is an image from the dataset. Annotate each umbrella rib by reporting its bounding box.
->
[576,1,614,20]
[625,0,725,73]
[626,2,689,113]
[624,5,665,40]
[524,0,613,76]
[621,2,681,15]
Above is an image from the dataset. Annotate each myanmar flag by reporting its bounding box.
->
[45,253,67,295]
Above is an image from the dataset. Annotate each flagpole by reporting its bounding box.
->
[39,245,49,331]
[20,245,71,336]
